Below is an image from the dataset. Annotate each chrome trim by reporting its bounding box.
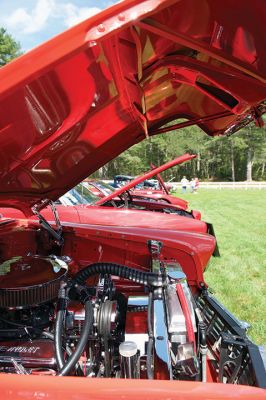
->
[127,296,148,307]
[153,298,172,379]
[165,284,186,334]
[165,262,186,282]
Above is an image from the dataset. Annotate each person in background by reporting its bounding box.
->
[190,178,195,193]
[194,177,199,193]
[181,176,189,193]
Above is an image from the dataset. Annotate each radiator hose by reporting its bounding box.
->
[55,284,68,371]
[72,262,165,287]
[55,283,93,377]
[57,300,93,376]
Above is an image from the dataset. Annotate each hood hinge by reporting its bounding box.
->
[32,201,64,246]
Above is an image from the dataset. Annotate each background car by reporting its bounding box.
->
[89,154,197,210]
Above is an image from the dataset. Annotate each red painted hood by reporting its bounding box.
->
[1,374,265,400]
[95,153,195,204]
[0,0,266,214]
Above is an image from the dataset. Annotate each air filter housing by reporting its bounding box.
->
[0,256,68,309]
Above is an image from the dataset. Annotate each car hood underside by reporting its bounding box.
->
[0,0,266,214]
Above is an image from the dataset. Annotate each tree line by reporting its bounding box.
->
[96,122,266,182]
[1,27,265,182]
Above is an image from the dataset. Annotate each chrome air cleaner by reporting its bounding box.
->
[0,256,67,309]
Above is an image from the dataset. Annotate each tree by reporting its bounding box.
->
[228,135,247,181]
[236,122,266,181]
[0,28,21,67]
[93,118,266,181]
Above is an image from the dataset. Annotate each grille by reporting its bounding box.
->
[197,292,266,388]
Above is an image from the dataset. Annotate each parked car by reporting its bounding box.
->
[62,183,200,219]
[0,193,210,235]
[96,155,195,209]
[87,154,194,210]
[112,174,158,188]
[58,184,206,228]
[85,178,196,216]
[111,174,135,188]
[0,0,265,398]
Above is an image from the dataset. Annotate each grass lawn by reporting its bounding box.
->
[174,189,266,345]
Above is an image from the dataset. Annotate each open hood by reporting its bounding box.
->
[150,163,170,194]
[0,0,266,214]
[95,153,195,205]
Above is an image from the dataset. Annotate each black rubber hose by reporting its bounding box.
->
[57,300,93,376]
[41,331,72,358]
[43,330,84,377]
[54,285,68,371]
[72,262,164,288]
[55,308,66,370]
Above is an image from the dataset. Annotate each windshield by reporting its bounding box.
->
[62,184,99,206]
[93,180,115,196]
[128,180,158,189]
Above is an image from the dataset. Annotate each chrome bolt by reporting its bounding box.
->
[118,13,125,21]
[97,24,105,32]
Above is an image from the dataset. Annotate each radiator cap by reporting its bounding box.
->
[119,341,138,357]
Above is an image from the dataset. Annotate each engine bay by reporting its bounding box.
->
[0,251,202,379]
[0,219,264,387]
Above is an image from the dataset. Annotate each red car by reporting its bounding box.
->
[0,0,265,399]
[85,154,192,210]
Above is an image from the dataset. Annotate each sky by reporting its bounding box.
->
[0,0,119,51]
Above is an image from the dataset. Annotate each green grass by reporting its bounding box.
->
[174,189,266,345]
